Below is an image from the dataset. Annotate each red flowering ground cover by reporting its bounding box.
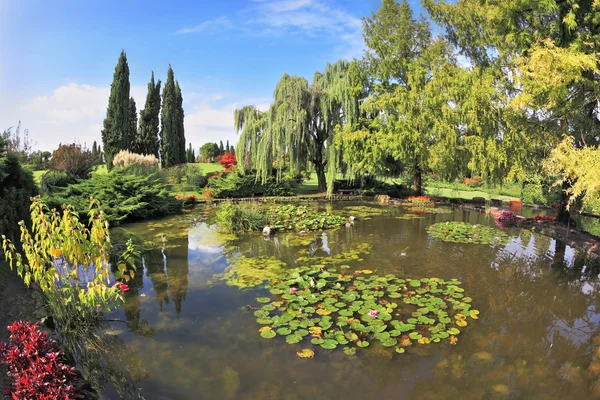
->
[0,321,80,399]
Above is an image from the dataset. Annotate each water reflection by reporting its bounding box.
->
[103,203,600,399]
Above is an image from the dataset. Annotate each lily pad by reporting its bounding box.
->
[296,349,315,359]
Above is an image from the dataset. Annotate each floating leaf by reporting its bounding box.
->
[356,340,369,348]
[344,347,356,355]
[296,349,315,359]
[276,327,292,336]
[449,335,458,345]
[260,327,276,339]
[408,332,422,340]
[320,339,338,350]
[395,347,405,354]
[256,297,271,304]
[469,310,480,319]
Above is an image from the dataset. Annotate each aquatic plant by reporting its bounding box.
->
[215,203,348,233]
[407,196,435,206]
[266,204,348,232]
[427,222,511,245]
[252,266,479,356]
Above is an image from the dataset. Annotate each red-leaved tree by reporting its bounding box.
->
[220,152,237,171]
[50,142,95,179]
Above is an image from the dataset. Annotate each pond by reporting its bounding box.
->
[101,202,600,399]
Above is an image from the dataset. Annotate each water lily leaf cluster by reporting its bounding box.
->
[253,266,479,356]
[265,204,348,232]
[427,222,511,245]
[342,205,390,220]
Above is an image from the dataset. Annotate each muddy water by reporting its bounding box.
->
[102,202,600,399]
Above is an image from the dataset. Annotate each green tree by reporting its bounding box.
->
[128,97,138,151]
[160,67,186,167]
[235,60,359,192]
[0,134,36,245]
[200,142,219,162]
[102,50,131,170]
[137,72,161,157]
[186,143,195,163]
[219,141,224,155]
[424,0,600,219]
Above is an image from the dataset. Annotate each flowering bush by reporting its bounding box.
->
[0,321,79,399]
[463,176,483,187]
[220,152,237,171]
[50,142,96,179]
[494,209,516,225]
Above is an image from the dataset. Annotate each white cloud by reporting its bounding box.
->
[0,82,270,152]
[175,16,233,35]
[184,97,271,147]
[0,83,145,150]
[246,0,364,59]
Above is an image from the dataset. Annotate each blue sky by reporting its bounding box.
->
[0,0,427,150]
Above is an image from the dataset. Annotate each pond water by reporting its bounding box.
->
[100,202,600,399]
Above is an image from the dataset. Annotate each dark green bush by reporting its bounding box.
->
[185,166,208,188]
[0,151,37,243]
[45,165,182,224]
[40,170,73,195]
[207,171,298,198]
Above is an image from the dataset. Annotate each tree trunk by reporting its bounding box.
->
[315,163,327,193]
[413,164,422,195]
[557,180,571,224]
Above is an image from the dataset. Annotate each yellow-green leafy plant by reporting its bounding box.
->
[2,197,136,331]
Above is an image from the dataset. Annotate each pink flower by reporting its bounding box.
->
[474,234,479,238]
[468,238,473,242]
[368,310,379,318]
[118,283,129,294]
[290,287,298,294]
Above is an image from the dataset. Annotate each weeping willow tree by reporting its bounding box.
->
[234,60,360,193]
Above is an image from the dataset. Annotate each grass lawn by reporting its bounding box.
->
[32,170,45,186]
[297,173,321,194]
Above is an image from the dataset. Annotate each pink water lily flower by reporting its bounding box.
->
[368,310,379,318]
[290,287,298,294]
[473,234,479,238]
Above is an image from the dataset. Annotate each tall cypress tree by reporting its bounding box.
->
[219,140,224,155]
[138,72,161,157]
[102,50,130,170]
[160,67,175,167]
[160,67,186,167]
[128,97,138,151]
[174,81,186,164]
[225,140,230,154]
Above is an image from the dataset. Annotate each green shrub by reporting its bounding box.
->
[165,165,186,184]
[582,195,600,214]
[185,165,208,188]
[0,151,37,244]
[215,201,267,233]
[45,165,182,224]
[207,171,298,198]
[40,170,73,195]
[521,183,561,206]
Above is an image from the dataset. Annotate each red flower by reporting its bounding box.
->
[118,282,130,294]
